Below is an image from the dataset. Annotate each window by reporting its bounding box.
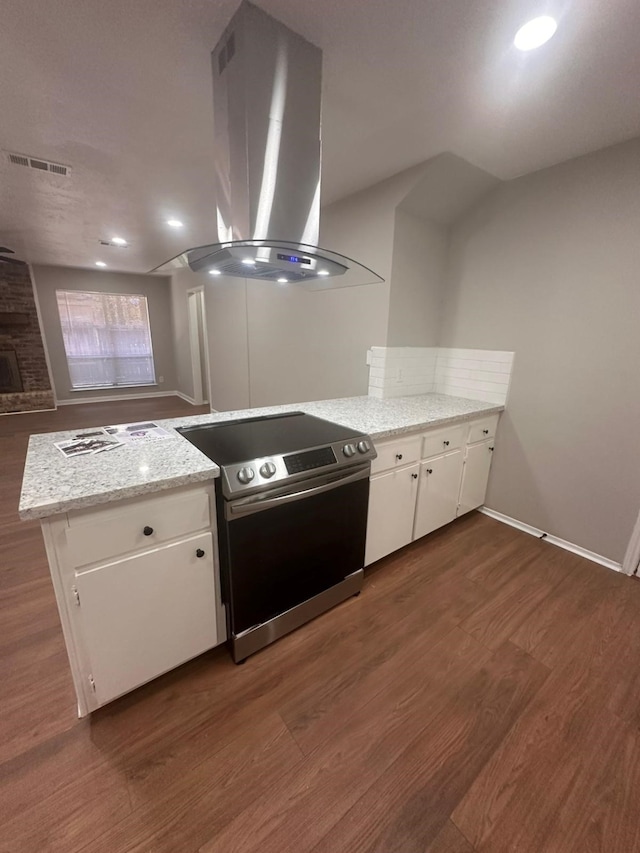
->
[56,290,156,390]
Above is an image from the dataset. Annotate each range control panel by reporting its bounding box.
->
[221,439,377,498]
[284,446,337,475]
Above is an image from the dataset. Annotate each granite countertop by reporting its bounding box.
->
[19,393,502,520]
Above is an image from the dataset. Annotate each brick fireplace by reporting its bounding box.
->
[0,263,55,413]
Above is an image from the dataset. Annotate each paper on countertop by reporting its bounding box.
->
[54,430,124,458]
[103,421,174,443]
[53,421,174,459]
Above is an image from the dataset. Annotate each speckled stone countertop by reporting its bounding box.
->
[19,393,502,520]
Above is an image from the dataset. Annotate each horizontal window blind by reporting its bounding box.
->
[56,290,156,389]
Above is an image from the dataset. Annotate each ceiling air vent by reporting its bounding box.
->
[98,240,129,248]
[5,151,71,176]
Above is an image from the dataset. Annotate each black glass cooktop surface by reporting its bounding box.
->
[177,412,364,465]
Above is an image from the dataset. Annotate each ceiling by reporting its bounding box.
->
[1,0,639,273]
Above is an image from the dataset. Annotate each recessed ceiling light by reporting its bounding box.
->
[111,236,127,246]
[277,278,288,284]
[166,219,184,228]
[242,258,256,265]
[318,269,330,276]
[95,261,107,267]
[209,269,222,276]
[514,16,557,51]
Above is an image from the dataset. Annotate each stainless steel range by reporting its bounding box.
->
[177,412,376,662]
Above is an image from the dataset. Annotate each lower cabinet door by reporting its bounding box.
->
[413,451,464,540]
[457,440,494,516]
[365,463,420,566]
[75,532,218,706]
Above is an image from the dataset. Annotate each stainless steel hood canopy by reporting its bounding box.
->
[153,2,383,289]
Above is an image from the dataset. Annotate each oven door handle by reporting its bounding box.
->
[227,465,370,518]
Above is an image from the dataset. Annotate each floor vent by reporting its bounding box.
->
[6,151,71,176]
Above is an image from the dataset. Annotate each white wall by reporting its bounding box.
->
[440,137,640,564]
[203,274,251,412]
[387,209,447,347]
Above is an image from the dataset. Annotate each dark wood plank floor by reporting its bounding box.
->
[2,397,640,852]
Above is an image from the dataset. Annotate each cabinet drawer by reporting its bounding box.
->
[66,488,211,568]
[422,425,465,460]
[467,414,499,444]
[370,434,422,475]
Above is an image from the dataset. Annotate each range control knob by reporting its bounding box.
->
[259,461,277,478]
[357,440,371,454]
[343,443,357,457]
[237,466,255,484]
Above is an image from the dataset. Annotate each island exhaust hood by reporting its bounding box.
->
[153,1,383,290]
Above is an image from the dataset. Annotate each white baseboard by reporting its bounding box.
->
[478,507,623,574]
[174,391,209,406]
[0,406,57,417]
[56,391,180,406]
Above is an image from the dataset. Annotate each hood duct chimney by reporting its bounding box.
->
[153,1,383,290]
[213,1,321,247]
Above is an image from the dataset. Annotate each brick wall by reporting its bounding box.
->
[0,263,55,413]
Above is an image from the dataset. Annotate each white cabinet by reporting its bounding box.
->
[41,483,226,716]
[365,413,500,565]
[458,439,494,516]
[75,533,219,706]
[413,451,464,539]
[365,463,419,565]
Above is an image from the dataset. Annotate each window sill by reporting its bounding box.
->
[69,384,159,393]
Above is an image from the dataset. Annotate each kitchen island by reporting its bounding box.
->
[19,392,503,715]
[20,393,501,520]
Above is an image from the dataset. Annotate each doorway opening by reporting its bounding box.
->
[187,289,210,406]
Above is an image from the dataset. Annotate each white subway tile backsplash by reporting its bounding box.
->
[368,346,514,405]
[368,375,385,388]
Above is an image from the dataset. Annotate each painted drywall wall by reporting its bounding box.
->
[31,266,176,402]
[399,152,498,226]
[440,136,640,563]
[203,274,251,412]
[387,209,447,347]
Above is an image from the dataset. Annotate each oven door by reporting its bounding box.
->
[220,464,370,637]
